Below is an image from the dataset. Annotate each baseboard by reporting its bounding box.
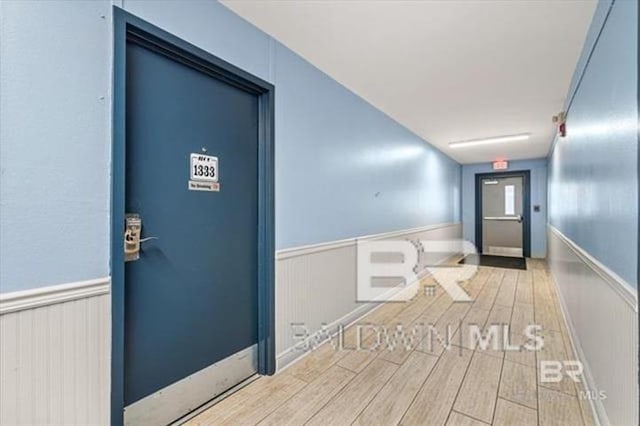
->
[275,299,381,371]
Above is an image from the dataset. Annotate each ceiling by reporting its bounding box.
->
[221,0,596,164]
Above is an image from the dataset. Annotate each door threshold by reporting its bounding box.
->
[173,374,261,425]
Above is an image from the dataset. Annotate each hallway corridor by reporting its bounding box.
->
[0,1,636,424]
[187,260,593,426]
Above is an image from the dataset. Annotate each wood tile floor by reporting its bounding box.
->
[186,259,594,426]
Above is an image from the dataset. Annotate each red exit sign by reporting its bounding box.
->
[493,160,508,170]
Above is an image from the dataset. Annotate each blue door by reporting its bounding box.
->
[123,38,259,423]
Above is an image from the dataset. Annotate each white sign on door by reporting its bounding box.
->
[504,185,515,215]
[190,153,218,182]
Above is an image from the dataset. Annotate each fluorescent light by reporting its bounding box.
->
[449,133,530,149]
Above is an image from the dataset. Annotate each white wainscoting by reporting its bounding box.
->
[275,222,462,369]
[0,279,111,426]
[547,226,638,426]
[0,223,462,424]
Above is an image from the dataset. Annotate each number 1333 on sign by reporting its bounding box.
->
[190,153,219,182]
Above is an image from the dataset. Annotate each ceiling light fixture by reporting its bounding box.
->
[448,133,530,149]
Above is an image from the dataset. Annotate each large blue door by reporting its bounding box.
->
[123,39,259,423]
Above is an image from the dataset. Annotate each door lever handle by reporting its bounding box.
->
[124,213,158,262]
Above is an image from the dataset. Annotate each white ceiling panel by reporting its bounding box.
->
[222,0,596,163]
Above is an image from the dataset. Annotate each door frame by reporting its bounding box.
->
[111,7,275,425]
[474,170,531,258]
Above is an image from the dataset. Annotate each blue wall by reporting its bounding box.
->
[273,44,460,247]
[0,1,112,294]
[548,0,638,287]
[462,159,548,258]
[0,0,460,293]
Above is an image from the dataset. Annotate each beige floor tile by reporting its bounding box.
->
[494,270,518,308]
[337,334,378,373]
[479,304,512,359]
[462,267,492,300]
[306,359,398,425]
[514,271,534,305]
[538,386,583,426]
[339,294,439,373]
[446,411,489,426]
[576,388,596,426]
[453,352,503,423]
[505,303,537,368]
[452,306,491,350]
[355,351,437,425]
[418,302,472,356]
[472,270,503,311]
[393,285,444,326]
[420,292,455,323]
[285,341,348,383]
[537,330,576,396]
[510,301,534,326]
[378,293,455,365]
[259,366,354,426]
[402,348,473,426]
[499,360,537,409]
[187,373,306,425]
[493,398,537,426]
